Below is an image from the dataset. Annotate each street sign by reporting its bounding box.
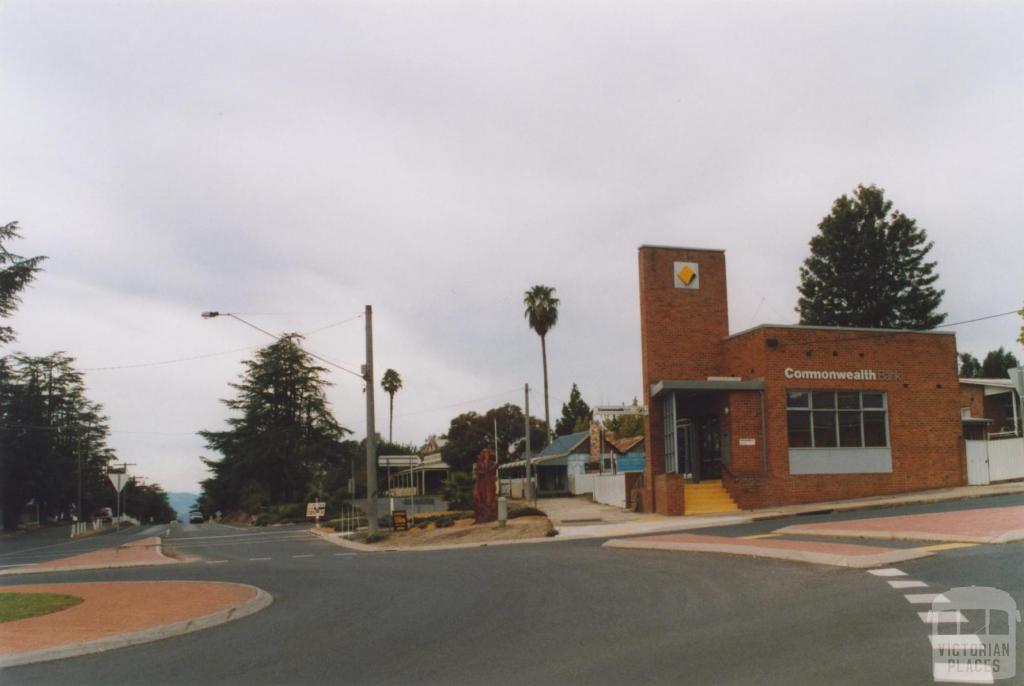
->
[306,502,326,518]
[392,510,409,531]
[593,404,648,417]
[108,472,129,493]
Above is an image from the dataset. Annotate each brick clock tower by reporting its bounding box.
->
[638,246,729,513]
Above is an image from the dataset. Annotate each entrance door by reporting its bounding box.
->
[965,440,990,485]
[677,420,695,478]
[695,416,722,481]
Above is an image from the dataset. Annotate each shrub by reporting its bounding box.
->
[440,472,473,509]
[509,506,546,519]
[254,513,271,527]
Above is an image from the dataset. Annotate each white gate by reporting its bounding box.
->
[965,440,990,486]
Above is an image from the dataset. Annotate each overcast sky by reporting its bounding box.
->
[2,1,1021,494]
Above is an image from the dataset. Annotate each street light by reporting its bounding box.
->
[202,307,379,536]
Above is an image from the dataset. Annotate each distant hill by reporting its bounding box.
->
[167,492,199,522]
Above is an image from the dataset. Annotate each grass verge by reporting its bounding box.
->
[0,592,84,623]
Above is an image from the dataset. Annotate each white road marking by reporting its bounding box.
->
[918,611,967,623]
[0,563,29,569]
[888,580,928,589]
[868,568,907,577]
[248,557,271,561]
[205,560,229,564]
[334,553,357,557]
[905,593,949,604]
[292,554,314,558]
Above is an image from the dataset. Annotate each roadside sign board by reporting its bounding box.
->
[392,510,409,531]
[306,502,326,518]
[593,404,648,417]
[1010,367,1024,397]
[108,472,128,493]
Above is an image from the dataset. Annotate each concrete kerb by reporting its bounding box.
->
[0,538,183,577]
[748,481,1024,521]
[0,583,273,669]
[308,527,559,553]
[602,538,934,568]
[773,525,1024,545]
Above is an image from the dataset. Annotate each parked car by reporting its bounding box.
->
[90,507,113,524]
[189,510,204,524]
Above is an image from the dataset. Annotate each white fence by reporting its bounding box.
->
[570,474,595,496]
[592,474,627,508]
[965,438,1024,485]
[988,438,1024,482]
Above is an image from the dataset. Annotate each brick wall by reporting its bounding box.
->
[637,245,966,513]
[639,246,729,512]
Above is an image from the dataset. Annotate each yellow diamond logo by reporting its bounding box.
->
[677,265,696,285]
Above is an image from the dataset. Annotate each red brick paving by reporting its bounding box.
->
[778,505,1024,543]
[0,581,257,656]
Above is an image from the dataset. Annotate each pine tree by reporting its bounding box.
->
[555,383,591,436]
[797,185,945,330]
[198,335,351,513]
[0,221,46,344]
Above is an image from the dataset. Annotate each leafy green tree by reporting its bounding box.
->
[380,368,403,443]
[1018,304,1023,348]
[524,285,559,437]
[958,353,982,378]
[601,398,646,438]
[555,383,592,436]
[981,347,1019,378]
[797,185,945,330]
[123,481,176,523]
[0,221,46,345]
[441,403,548,474]
[198,335,352,514]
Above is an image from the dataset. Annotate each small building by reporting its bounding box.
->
[959,378,1022,440]
[498,430,591,497]
[638,245,967,515]
[389,436,451,497]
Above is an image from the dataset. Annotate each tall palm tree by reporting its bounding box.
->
[523,285,559,438]
[380,368,403,442]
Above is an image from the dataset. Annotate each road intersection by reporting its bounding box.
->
[1,494,1021,685]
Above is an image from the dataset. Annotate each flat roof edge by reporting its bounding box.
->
[723,323,956,341]
[638,245,725,253]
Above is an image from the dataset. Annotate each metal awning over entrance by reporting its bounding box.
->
[651,378,764,397]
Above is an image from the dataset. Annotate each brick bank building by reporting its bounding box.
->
[639,245,963,515]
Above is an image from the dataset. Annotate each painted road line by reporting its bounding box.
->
[248,557,271,561]
[888,580,928,589]
[292,554,314,558]
[334,553,357,557]
[914,542,979,553]
[918,610,968,623]
[868,568,906,577]
[906,593,950,604]
[205,560,229,565]
[739,533,781,539]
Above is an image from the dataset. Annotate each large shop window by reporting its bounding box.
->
[786,390,888,449]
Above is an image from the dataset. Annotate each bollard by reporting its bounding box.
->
[497,496,507,528]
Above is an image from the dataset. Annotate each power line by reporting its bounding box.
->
[395,388,522,418]
[75,315,363,373]
[770,309,1021,348]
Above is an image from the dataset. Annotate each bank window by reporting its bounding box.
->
[786,391,888,449]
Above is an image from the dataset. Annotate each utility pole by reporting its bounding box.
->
[524,383,532,503]
[364,305,378,536]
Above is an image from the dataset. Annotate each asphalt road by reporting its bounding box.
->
[1,495,1022,686]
